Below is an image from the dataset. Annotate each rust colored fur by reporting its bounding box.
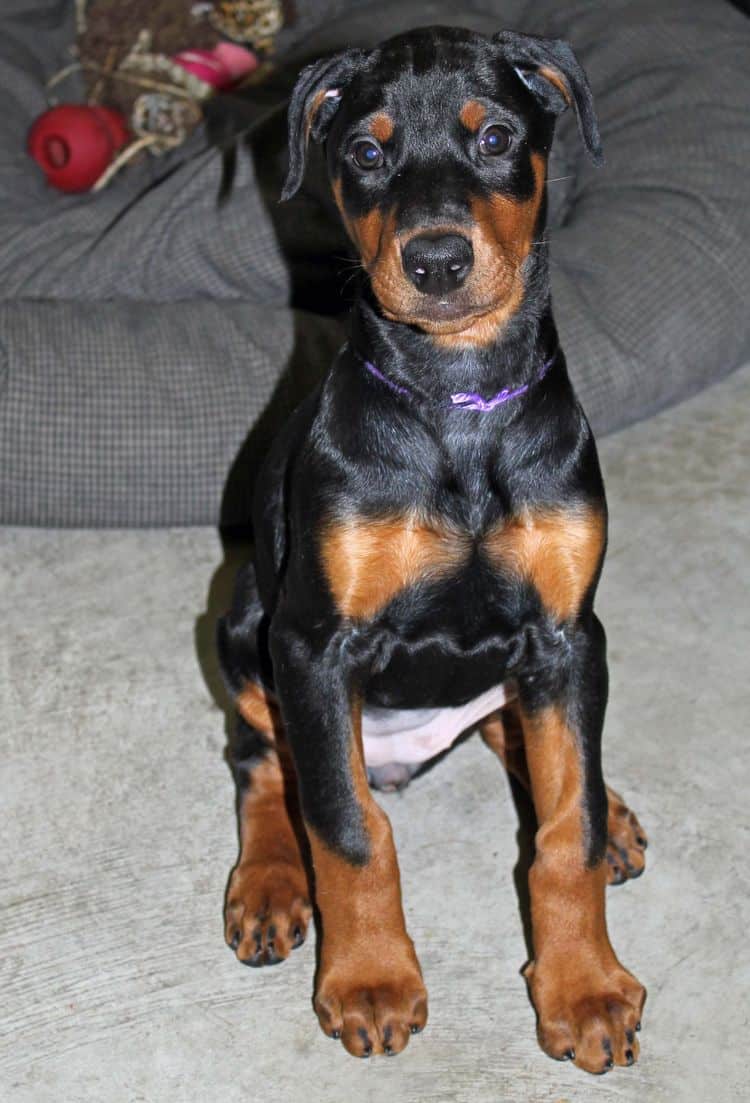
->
[310,702,428,1056]
[520,707,645,1072]
[485,505,605,622]
[224,744,313,967]
[321,513,470,619]
[369,112,395,142]
[459,99,487,131]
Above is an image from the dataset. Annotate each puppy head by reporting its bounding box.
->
[283,27,602,346]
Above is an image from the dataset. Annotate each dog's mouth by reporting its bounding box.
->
[364,220,528,342]
[379,295,504,334]
[370,241,522,339]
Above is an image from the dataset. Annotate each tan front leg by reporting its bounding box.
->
[310,703,428,1057]
[519,703,645,1074]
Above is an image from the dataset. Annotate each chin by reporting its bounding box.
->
[381,300,501,335]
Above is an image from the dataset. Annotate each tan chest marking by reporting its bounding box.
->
[485,507,606,622]
[321,514,471,620]
[321,506,604,623]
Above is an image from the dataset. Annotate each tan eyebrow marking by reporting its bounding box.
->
[369,113,395,143]
[459,100,487,132]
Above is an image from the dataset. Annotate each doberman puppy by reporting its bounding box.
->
[218,26,648,1073]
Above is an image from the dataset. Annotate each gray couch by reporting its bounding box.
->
[2,0,749,527]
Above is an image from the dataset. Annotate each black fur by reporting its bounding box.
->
[219,26,609,868]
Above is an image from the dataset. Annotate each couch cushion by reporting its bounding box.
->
[1,0,749,525]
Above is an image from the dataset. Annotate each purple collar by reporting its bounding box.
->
[362,353,555,411]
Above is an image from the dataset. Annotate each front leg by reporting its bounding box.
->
[519,615,646,1074]
[269,614,428,1057]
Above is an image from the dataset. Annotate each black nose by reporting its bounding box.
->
[401,233,474,295]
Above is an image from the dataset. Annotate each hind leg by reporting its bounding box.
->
[480,703,647,886]
[224,689,313,967]
[219,564,312,966]
[604,785,647,885]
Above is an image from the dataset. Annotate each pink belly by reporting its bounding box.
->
[362,682,515,768]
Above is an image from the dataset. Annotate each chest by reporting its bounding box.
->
[320,506,605,628]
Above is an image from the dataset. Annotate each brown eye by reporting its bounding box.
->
[351,140,384,170]
[478,125,512,157]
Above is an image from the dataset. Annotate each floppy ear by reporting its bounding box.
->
[281,48,369,201]
[494,31,603,166]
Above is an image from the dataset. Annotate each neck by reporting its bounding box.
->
[348,251,557,403]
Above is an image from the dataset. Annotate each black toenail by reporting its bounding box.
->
[602,1038,612,1054]
[410,1024,422,1034]
[563,1048,575,1061]
[625,1048,634,1064]
[635,1021,641,1032]
[331,1030,341,1040]
[636,835,647,847]
[605,1058,614,1070]
[626,1029,635,1044]
[229,930,241,950]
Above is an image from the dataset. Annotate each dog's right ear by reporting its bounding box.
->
[281,49,369,201]
[494,31,603,166]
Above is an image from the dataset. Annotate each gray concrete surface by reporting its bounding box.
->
[1,364,748,1102]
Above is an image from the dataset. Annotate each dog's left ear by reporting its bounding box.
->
[281,48,369,200]
[494,31,603,166]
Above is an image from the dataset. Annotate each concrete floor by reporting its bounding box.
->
[1,364,748,1102]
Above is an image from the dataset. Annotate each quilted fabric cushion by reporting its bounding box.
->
[0,0,748,525]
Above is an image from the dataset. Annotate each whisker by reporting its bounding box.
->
[336,258,365,274]
[339,268,364,293]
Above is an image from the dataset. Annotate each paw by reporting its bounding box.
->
[606,787,647,886]
[527,959,646,1074]
[225,860,312,967]
[315,963,428,1057]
